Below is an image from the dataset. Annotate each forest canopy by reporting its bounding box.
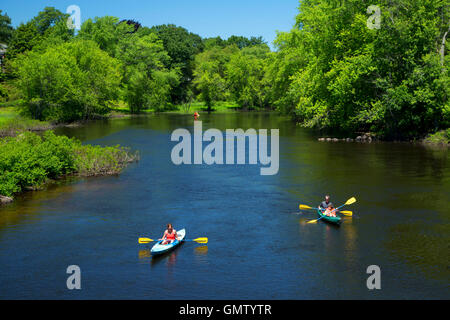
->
[0,1,448,139]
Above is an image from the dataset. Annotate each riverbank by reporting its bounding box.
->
[423,130,450,145]
[0,101,243,137]
[0,106,52,137]
[0,105,134,137]
[1,102,447,146]
[0,131,139,204]
[317,129,449,146]
[109,101,244,115]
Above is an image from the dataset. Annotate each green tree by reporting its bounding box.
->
[6,7,72,60]
[148,24,204,103]
[193,46,238,111]
[115,32,179,112]
[226,45,270,108]
[78,16,135,57]
[203,36,225,50]
[6,22,41,59]
[225,35,266,49]
[13,40,121,122]
[0,10,13,44]
[271,0,449,138]
[265,30,307,114]
[33,7,68,35]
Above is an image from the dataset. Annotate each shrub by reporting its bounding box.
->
[0,131,137,197]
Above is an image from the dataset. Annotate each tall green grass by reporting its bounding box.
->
[0,131,138,197]
[0,107,51,137]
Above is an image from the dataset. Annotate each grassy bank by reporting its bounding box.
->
[0,106,53,137]
[423,129,450,145]
[109,100,243,115]
[0,100,245,139]
[0,131,138,199]
[170,101,242,114]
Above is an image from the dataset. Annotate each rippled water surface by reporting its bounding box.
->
[0,113,448,299]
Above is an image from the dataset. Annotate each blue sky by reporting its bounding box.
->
[1,0,299,47]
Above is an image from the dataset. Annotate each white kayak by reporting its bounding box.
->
[151,229,186,256]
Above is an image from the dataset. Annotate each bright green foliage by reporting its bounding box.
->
[0,131,76,196]
[265,30,306,113]
[226,45,271,108]
[147,69,180,112]
[148,24,204,104]
[424,128,450,144]
[3,3,446,140]
[78,16,135,57]
[0,131,137,197]
[194,44,270,110]
[73,143,137,176]
[193,46,238,111]
[13,40,121,122]
[33,7,68,35]
[203,37,226,50]
[115,32,180,112]
[270,0,449,138]
[78,19,181,112]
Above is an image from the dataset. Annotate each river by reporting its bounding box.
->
[0,112,448,299]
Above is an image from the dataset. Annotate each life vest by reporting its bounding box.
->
[166,230,176,240]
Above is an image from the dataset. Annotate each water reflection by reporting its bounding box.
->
[194,246,208,255]
[150,245,182,269]
[0,179,80,230]
[385,222,450,281]
[138,249,151,260]
[193,245,209,265]
[342,220,358,266]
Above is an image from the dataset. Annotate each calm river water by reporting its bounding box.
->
[0,113,448,299]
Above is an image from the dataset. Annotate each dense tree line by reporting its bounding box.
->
[271,0,449,139]
[0,1,448,139]
[0,7,270,119]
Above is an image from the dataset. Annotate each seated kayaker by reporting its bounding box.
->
[318,195,339,214]
[324,204,337,217]
[160,224,178,245]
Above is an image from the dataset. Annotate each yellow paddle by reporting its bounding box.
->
[306,197,357,224]
[138,237,208,244]
[139,238,154,244]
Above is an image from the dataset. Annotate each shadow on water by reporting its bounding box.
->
[150,244,183,268]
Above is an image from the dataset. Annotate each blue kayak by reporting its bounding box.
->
[151,229,186,256]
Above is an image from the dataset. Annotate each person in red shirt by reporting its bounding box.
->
[160,224,178,245]
[324,204,337,217]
